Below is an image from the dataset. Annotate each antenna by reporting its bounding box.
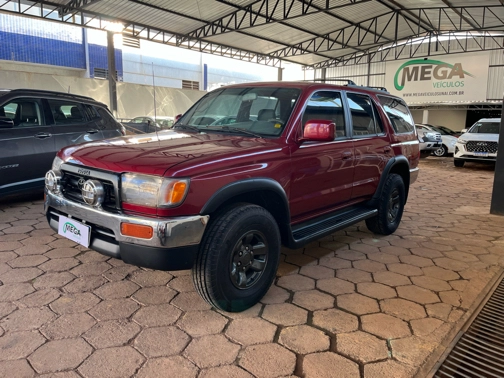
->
[152,62,157,120]
[152,62,159,143]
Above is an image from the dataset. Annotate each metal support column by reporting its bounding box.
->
[107,31,118,115]
[490,96,504,215]
[277,66,282,81]
[422,110,429,124]
[321,68,327,83]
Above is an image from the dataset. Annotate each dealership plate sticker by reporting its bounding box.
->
[58,215,90,248]
[474,152,488,157]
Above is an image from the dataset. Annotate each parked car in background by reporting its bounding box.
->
[122,116,174,134]
[44,81,419,312]
[454,118,501,167]
[416,124,458,156]
[415,125,442,158]
[0,89,125,197]
[434,125,462,138]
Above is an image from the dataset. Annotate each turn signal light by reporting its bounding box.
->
[120,223,153,239]
[169,181,188,204]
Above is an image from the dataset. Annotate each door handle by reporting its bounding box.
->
[342,151,353,160]
[384,146,392,154]
[35,132,52,139]
[87,129,99,134]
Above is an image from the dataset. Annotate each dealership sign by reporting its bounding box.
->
[385,52,489,103]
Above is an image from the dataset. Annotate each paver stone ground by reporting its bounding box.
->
[0,157,502,377]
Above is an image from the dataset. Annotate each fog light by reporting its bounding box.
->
[45,170,61,193]
[120,223,153,239]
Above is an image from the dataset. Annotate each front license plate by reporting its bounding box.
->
[58,215,91,248]
[474,152,488,157]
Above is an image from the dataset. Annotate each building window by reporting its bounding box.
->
[93,68,118,80]
[182,80,199,90]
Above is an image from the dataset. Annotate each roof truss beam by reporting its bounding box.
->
[270,10,399,58]
[312,31,504,68]
[0,0,288,67]
[187,0,372,39]
[271,5,504,59]
[58,0,100,17]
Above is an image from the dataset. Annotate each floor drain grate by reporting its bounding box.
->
[434,278,504,378]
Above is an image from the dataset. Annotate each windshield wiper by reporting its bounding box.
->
[173,124,201,132]
[203,126,263,138]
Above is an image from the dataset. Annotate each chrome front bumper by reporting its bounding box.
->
[410,167,419,185]
[44,189,209,250]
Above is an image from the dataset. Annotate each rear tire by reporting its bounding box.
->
[192,204,280,312]
[366,174,405,235]
[454,159,465,167]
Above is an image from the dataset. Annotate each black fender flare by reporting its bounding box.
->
[370,156,411,205]
[200,177,291,223]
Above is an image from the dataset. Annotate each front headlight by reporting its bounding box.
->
[457,139,468,144]
[52,156,64,171]
[121,173,189,208]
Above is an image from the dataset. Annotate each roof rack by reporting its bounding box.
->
[311,78,357,86]
[9,88,96,101]
[308,79,389,93]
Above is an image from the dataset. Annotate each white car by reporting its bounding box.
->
[454,118,500,167]
[415,125,442,158]
[416,124,458,157]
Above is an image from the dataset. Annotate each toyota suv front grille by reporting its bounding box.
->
[60,171,119,212]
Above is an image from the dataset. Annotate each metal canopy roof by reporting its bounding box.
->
[1,0,503,68]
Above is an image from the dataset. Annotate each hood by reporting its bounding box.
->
[59,130,282,176]
[441,135,458,144]
[459,133,500,143]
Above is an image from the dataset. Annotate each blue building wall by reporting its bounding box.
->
[0,14,122,80]
[0,30,86,69]
[88,43,123,81]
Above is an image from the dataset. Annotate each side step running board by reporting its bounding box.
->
[291,208,378,247]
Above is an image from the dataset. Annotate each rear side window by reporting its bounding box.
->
[47,99,87,125]
[347,93,384,137]
[0,99,43,127]
[303,91,346,138]
[95,106,118,130]
[378,96,415,134]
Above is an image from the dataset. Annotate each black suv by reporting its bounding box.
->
[0,89,125,197]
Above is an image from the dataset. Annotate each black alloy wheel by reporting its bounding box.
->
[230,231,268,289]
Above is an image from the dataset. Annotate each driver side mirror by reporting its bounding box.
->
[175,114,182,122]
[0,117,14,128]
[302,120,335,141]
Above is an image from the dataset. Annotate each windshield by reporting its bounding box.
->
[176,87,301,137]
[468,122,500,134]
[436,126,454,135]
[430,126,449,135]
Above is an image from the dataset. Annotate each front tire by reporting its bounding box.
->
[433,145,448,157]
[192,204,280,312]
[454,159,465,167]
[420,150,431,159]
[366,174,405,235]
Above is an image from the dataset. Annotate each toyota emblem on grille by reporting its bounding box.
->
[81,179,105,207]
[77,178,86,189]
[477,142,487,146]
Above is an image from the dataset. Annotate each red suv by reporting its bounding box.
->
[44,82,419,312]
